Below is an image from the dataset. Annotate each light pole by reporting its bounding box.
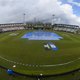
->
[52,14,55,25]
[23,13,26,24]
[23,13,26,29]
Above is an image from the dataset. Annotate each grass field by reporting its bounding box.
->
[0,30,80,77]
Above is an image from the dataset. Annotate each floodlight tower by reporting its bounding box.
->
[23,13,26,24]
[51,14,55,25]
[23,13,26,29]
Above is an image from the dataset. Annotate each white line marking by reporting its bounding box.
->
[0,56,80,67]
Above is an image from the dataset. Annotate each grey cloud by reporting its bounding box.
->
[0,0,79,26]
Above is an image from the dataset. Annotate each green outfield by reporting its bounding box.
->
[0,30,80,76]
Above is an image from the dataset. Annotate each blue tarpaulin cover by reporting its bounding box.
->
[22,31,63,40]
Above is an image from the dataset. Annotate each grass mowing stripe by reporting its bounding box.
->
[55,32,73,41]
[57,32,79,42]
[15,30,29,39]
[69,33,80,41]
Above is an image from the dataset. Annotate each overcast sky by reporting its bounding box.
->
[0,0,80,25]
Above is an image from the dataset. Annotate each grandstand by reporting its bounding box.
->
[53,24,79,33]
[0,23,79,34]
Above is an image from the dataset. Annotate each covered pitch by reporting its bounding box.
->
[22,31,63,40]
